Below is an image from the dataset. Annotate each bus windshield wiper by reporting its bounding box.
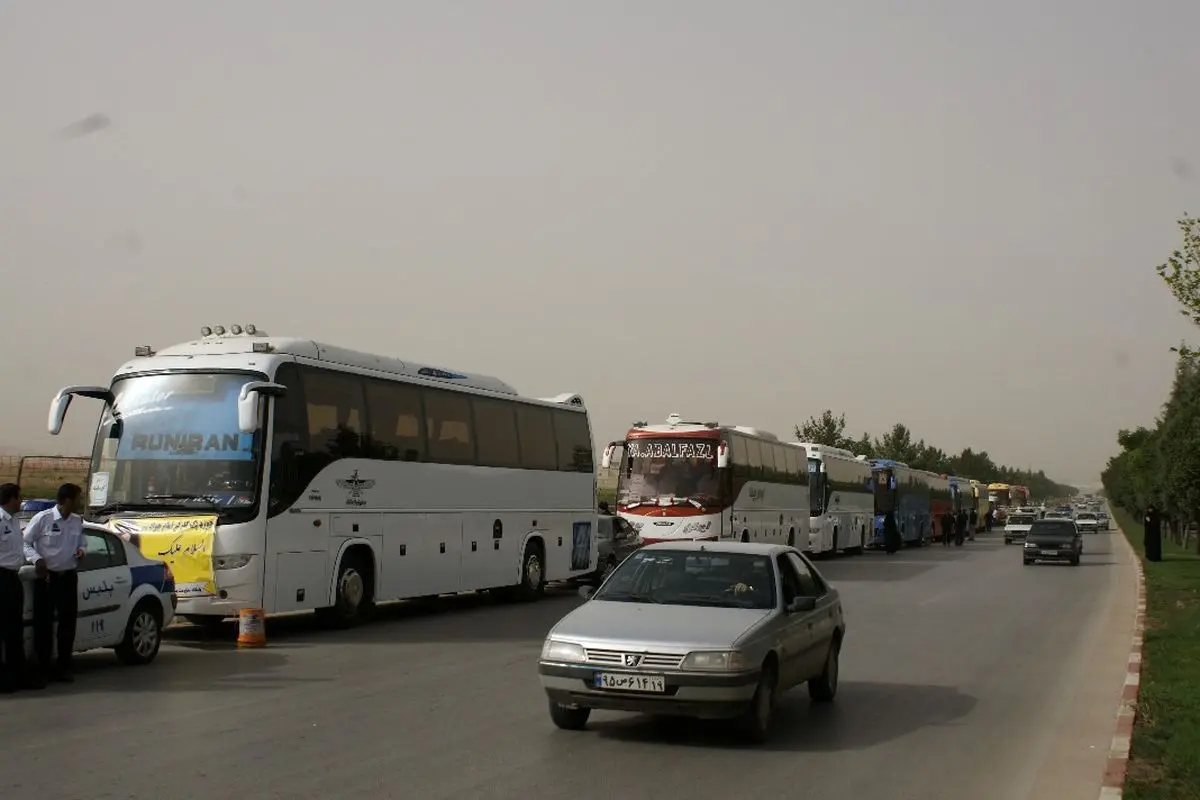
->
[143,493,220,507]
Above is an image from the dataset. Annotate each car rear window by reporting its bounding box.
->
[1029,522,1075,537]
[1007,515,1035,525]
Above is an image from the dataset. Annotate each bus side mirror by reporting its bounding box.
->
[48,385,111,435]
[716,441,729,469]
[237,381,288,434]
[601,443,617,470]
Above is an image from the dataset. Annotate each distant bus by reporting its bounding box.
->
[603,413,809,546]
[869,459,932,548]
[47,326,598,627]
[926,472,955,540]
[987,482,1012,523]
[1010,485,1031,507]
[971,480,991,531]
[792,442,872,556]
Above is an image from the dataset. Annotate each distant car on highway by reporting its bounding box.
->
[20,522,176,665]
[538,541,845,743]
[1045,510,1072,521]
[1074,512,1100,534]
[1096,511,1111,530]
[593,514,643,585]
[1003,512,1037,545]
[1023,518,1083,566]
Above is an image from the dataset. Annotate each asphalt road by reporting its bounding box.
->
[0,530,1137,800]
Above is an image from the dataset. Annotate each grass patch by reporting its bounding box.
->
[1114,508,1200,800]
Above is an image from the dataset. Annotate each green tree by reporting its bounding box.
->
[794,410,852,449]
[1156,214,1200,358]
[874,423,920,464]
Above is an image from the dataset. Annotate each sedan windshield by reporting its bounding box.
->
[594,549,777,610]
[1007,515,1036,526]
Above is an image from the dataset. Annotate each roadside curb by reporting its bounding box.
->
[1098,528,1145,800]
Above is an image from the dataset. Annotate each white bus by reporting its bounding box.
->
[792,442,872,556]
[47,326,598,627]
[601,413,809,546]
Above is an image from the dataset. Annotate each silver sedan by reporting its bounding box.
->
[537,540,846,743]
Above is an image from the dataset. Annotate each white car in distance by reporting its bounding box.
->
[20,522,177,665]
[1074,512,1101,534]
[1004,512,1037,545]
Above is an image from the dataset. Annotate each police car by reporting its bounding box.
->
[21,522,176,665]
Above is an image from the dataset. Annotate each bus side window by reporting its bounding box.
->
[784,445,801,482]
[302,368,367,460]
[423,388,475,465]
[269,362,309,516]
[744,438,763,481]
[731,436,750,481]
[552,409,593,472]
[515,404,557,471]
[365,379,426,462]
[472,397,521,469]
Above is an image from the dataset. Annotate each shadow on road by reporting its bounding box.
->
[819,562,935,582]
[582,681,977,752]
[14,646,307,697]
[164,585,584,647]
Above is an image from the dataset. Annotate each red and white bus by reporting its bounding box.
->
[601,413,810,547]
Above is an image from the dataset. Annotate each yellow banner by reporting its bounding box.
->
[108,515,217,598]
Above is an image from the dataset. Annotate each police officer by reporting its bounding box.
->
[0,483,35,693]
[22,483,86,683]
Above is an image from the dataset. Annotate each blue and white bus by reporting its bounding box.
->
[868,459,932,548]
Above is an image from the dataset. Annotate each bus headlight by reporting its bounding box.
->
[682,650,747,671]
[213,554,253,570]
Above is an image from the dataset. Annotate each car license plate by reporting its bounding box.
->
[594,672,666,692]
[1041,549,1058,556]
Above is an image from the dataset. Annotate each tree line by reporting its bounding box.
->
[1102,213,1200,549]
[794,410,1078,500]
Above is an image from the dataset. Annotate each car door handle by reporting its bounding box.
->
[113,577,129,585]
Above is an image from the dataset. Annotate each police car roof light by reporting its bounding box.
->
[200,326,212,337]
[213,325,226,336]
[230,324,243,335]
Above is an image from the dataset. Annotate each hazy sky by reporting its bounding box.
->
[2,1,1197,486]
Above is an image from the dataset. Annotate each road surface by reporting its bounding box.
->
[0,531,1137,800]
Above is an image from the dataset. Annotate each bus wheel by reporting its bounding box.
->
[741,531,750,543]
[517,540,545,602]
[319,551,375,628]
[787,528,795,547]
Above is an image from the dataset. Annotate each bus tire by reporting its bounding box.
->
[787,528,795,547]
[517,539,545,602]
[741,531,750,543]
[319,549,375,628]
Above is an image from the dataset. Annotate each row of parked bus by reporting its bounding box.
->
[42,326,1033,631]
[601,416,1031,556]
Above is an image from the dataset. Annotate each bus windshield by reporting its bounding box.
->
[873,471,896,514]
[617,438,721,506]
[88,372,264,518]
[808,458,824,514]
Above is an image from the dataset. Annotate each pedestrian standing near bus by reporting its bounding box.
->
[22,483,86,683]
[968,507,978,540]
[0,483,36,693]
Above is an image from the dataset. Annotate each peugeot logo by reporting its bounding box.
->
[623,653,642,667]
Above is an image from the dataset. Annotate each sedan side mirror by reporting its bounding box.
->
[578,585,596,601]
[787,596,817,613]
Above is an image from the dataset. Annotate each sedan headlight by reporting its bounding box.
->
[541,639,586,663]
[681,650,748,671]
